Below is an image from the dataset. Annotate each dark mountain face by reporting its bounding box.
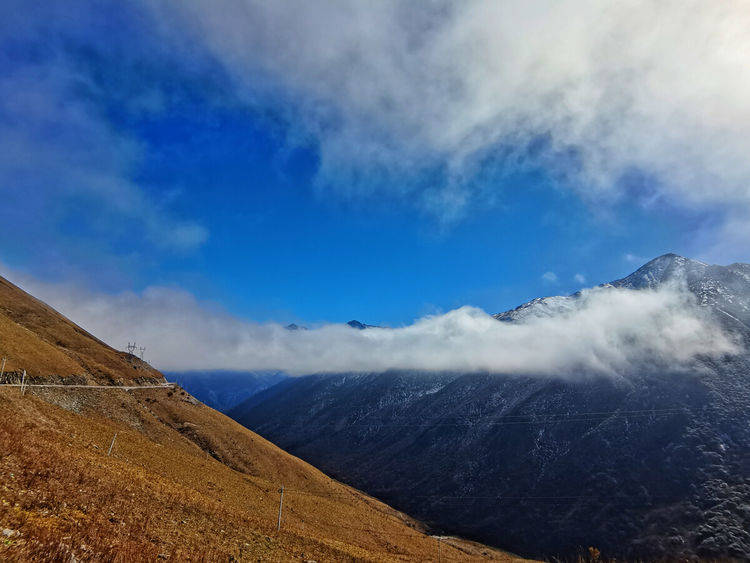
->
[167,370,288,412]
[231,255,750,559]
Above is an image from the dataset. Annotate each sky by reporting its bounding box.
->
[2,2,750,372]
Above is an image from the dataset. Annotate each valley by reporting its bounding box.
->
[231,255,750,560]
[0,275,525,561]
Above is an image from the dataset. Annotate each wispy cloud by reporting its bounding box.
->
[542,271,558,284]
[154,1,750,249]
[574,273,586,284]
[0,1,208,272]
[4,0,750,276]
[11,268,738,377]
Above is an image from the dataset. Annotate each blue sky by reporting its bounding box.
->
[2,1,748,329]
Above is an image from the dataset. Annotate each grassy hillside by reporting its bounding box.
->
[0,277,161,384]
[0,276,529,561]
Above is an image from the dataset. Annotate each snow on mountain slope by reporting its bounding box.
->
[495,253,750,326]
[612,254,750,323]
[493,295,578,322]
[234,254,750,560]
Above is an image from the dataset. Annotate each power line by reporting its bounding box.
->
[126,342,146,360]
[272,409,690,429]
[279,486,706,504]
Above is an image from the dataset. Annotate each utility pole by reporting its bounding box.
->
[20,370,26,396]
[108,432,118,456]
[277,485,285,532]
[138,346,146,361]
[0,357,5,380]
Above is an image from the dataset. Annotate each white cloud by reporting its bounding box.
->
[6,1,750,261]
[11,269,739,377]
[542,271,558,283]
[149,0,750,245]
[574,273,586,284]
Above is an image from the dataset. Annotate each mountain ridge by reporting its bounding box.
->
[495,253,750,325]
[167,370,288,412]
[233,254,750,559]
[0,274,525,561]
[0,276,163,384]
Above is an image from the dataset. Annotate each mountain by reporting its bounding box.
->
[347,320,379,330]
[0,276,163,384]
[0,275,524,561]
[166,370,288,412]
[612,254,750,325]
[496,253,750,327]
[232,254,750,560]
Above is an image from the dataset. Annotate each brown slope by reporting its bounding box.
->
[0,276,161,383]
[0,276,533,561]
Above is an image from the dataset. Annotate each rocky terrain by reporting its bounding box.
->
[233,254,750,560]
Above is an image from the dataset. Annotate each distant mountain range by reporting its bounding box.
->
[166,370,288,412]
[285,319,378,332]
[230,254,750,560]
[346,319,379,330]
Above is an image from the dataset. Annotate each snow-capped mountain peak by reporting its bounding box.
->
[610,253,708,290]
[495,254,750,325]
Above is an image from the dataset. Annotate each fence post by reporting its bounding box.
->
[0,357,5,380]
[107,433,118,456]
[20,370,26,396]
[277,485,284,532]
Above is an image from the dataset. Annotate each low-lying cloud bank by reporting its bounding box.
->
[13,272,739,377]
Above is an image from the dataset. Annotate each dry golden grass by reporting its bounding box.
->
[0,387,532,561]
[0,277,161,383]
[0,275,535,561]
